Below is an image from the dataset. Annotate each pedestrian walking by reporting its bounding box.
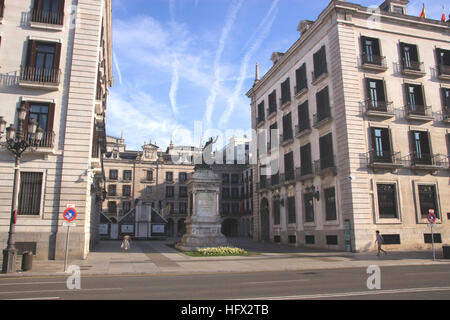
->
[375,230,387,256]
[121,235,132,252]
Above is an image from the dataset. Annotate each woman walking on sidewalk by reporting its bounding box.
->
[375,231,387,256]
[121,235,132,252]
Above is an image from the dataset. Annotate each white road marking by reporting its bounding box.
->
[0,288,122,295]
[239,286,450,300]
[0,282,65,286]
[7,297,60,300]
[406,271,450,276]
[244,279,310,285]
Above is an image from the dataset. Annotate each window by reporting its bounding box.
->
[300,144,312,176]
[284,152,294,181]
[441,88,450,117]
[123,201,131,213]
[222,188,230,199]
[313,45,327,81]
[0,0,4,19]
[222,203,230,214]
[269,122,278,147]
[22,40,62,83]
[325,187,337,221]
[179,186,187,198]
[179,202,187,214]
[437,48,450,76]
[370,127,393,163]
[319,133,334,170]
[366,78,387,111]
[393,6,404,14]
[270,159,279,186]
[400,43,420,70]
[287,196,296,224]
[281,78,291,105]
[22,101,55,147]
[257,101,265,123]
[31,0,65,25]
[377,184,398,219]
[361,37,382,65]
[122,185,131,197]
[411,131,432,165]
[146,170,153,181]
[108,184,116,196]
[273,199,280,225]
[304,193,314,222]
[288,235,296,244]
[316,86,331,122]
[231,188,239,199]
[166,186,174,198]
[405,84,426,115]
[166,172,173,182]
[268,90,277,114]
[282,113,293,141]
[326,235,338,245]
[231,174,239,184]
[305,235,315,244]
[179,172,187,182]
[123,170,132,181]
[109,170,118,180]
[424,233,442,244]
[222,174,229,184]
[108,201,117,214]
[145,186,152,194]
[18,172,43,216]
[295,63,308,93]
[418,185,439,219]
[297,101,310,133]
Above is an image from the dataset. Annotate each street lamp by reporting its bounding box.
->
[1,110,43,273]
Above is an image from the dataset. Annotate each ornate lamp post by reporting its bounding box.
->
[0,109,43,273]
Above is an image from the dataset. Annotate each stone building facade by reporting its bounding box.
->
[247,0,450,251]
[103,136,254,238]
[0,0,113,260]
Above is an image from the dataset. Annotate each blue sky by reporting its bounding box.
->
[108,0,444,151]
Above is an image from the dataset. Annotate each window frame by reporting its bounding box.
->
[372,180,403,224]
[413,182,442,224]
[17,171,45,217]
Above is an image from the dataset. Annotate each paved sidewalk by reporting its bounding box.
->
[1,238,449,278]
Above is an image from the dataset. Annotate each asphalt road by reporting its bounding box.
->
[1,264,450,301]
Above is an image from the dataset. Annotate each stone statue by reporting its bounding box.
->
[195,136,218,170]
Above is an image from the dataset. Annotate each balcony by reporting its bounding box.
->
[266,108,277,120]
[295,124,311,139]
[270,174,280,189]
[279,98,291,111]
[405,104,434,122]
[311,70,328,86]
[313,112,332,129]
[295,166,314,182]
[363,100,395,118]
[443,108,450,123]
[438,64,450,81]
[361,54,388,72]
[280,133,294,147]
[294,86,308,99]
[30,9,64,26]
[367,150,404,172]
[257,116,265,127]
[19,66,61,90]
[401,60,426,78]
[314,156,337,177]
[280,171,296,185]
[410,153,448,174]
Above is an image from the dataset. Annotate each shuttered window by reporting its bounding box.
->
[295,63,308,93]
[298,101,310,132]
[268,90,277,114]
[281,78,291,105]
[313,45,327,80]
[282,113,293,140]
[0,0,5,19]
[287,196,296,224]
[273,199,280,225]
[284,151,294,181]
[316,86,331,121]
[319,133,334,170]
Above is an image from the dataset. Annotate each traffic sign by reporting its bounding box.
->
[427,211,437,224]
[63,222,76,227]
[63,208,77,222]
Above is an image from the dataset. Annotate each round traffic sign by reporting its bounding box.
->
[63,208,77,222]
[427,211,437,224]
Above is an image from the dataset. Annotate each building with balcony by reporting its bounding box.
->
[0,0,113,260]
[247,0,450,252]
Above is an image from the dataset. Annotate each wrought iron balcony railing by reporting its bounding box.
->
[314,155,336,175]
[363,100,394,114]
[401,59,425,74]
[313,112,332,128]
[20,66,61,85]
[361,54,387,68]
[30,9,64,25]
[405,104,433,118]
[367,150,404,170]
[26,131,55,149]
[438,64,450,77]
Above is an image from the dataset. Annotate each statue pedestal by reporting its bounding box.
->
[176,169,227,251]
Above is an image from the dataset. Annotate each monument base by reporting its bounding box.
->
[176,216,227,252]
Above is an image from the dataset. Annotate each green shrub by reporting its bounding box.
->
[195,247,248,256]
